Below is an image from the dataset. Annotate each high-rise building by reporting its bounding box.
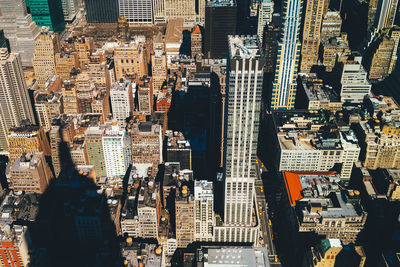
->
[110,79,133,127]
[55,52,79,81]
[119,0,153,24]
[154,0,205,25]
[166,130,192,170]
[7,124,50,165]
[34,89,63,132]
[102,122,127,178]
[373,0,398,32]
[130,122,163,167]
[320,10,342,42]
[321,33,351,72]
[0,49,36,150]
[114,41,148,81]
[137,76,153,114]
[137,178,161,239]
[205,0,237,59]
[340,54,371,103]
[175,185,194,248]
[270,0,303,110]
[32,27,61,89]
[61,0,79,22]
[8,152,53,193]
[191,25,202,58]
[29,0,66,32]
[0,225,30,267]
[85,126,107,178]
[368,0,379,30]
[224,36,264,227]
[194,180,214,242]
[263,14,281,72]
[367,34,395,80]
[49,126,62,176]
[151,33,167,93]
[0,0,40,66]
[300,0,327,73]
[257,0,274,44]
[85,0,119,23]
[62,81,78,114]
[0,30,9,51]
[388,27,400,73]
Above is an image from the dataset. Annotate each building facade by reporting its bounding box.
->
[84,0,119,23]
[119,0,153,24]
[194,180,214,242]
[271,0,303,110]
[29,0,66,32]
[257,0,274,44]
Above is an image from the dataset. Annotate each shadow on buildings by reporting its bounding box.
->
[27,128,122,267]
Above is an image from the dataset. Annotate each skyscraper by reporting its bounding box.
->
[119,0,153,24]
[300,0,327,73]
[257,0,274,44]
[194,180,214,242]
[61,0,79,22]
[270,0,303,110]
[224,35,264,226]
[154,0,205,25]
[0,49,36,150]
[374,0,398,32]
[29,0,66,32]
[0,0,40,66]
[84,0,119,23]
[151,33,167,93]
[205,0,237,59]
[32,27,60,89]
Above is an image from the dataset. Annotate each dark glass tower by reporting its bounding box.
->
[84,0,119,23]
[0,30,9,52]
[29,0,65,33]
[205,0,237,59]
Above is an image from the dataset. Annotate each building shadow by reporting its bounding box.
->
[28,127,122,267]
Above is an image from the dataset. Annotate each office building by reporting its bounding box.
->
[119,0,153,24]
[62,81,78,114]
[74,36,94,67]
[7,124,50,165]
[0,0,40,66]
[55,52,79,81]
[340,54,371,103]
[85,127,107,178]
[8,152,53,193]
[373,0,398,32]
[32,27,61,89]
[175,185,194,248]
[257,0,274,44]
[283,172,367,244]
[137,178,161,239]
[263,14,280,72]
[154,0,205,25]
[0,49,36,150]
[61,0,79,22]
[304,239,366,267]
[300,0,327,73]
[320,10,342,42]
[34,89,63,132]
[137,76,153,114]
[151,34,167,93]
[368,0,379,30]
[0,225,30,267]
[130,122,163,167]
[191,25,202,58]
[114,41,148,80]
[367,34,395,80]
[273,111,360,181]
[224,36,264,226]
[49,127,62,176]
[29,0,66,32]
[110,79,133,127]
[194,180,214,242]
[102,122,127,178]
[271,0,302,110]
[205,0,237,59]
[321,34,351,72]
[166,130,192,170]
[85,0,119,23]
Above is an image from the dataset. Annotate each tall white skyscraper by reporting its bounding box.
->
[0,0,40,67]
[110,79,133,127]
[102,123,127,178]
[224,35,264,226]
[119,0,153,23]
[194,180,214,242]
[0,49,35,150]
[340,54,372,103]
[257,0,274,44]
[270,0,303,110]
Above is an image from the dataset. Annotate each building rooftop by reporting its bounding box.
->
[207,0,237,7]
[166,130,191,150]
[199,247,270,267]
[11,153,44,171]
[228,35,262,59]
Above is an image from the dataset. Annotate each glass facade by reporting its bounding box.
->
[85,0,119,23]
[29,0,65,32]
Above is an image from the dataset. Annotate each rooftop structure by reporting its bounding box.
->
[197,246,270,266]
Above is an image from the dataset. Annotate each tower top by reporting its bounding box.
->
[228,35,262,59]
